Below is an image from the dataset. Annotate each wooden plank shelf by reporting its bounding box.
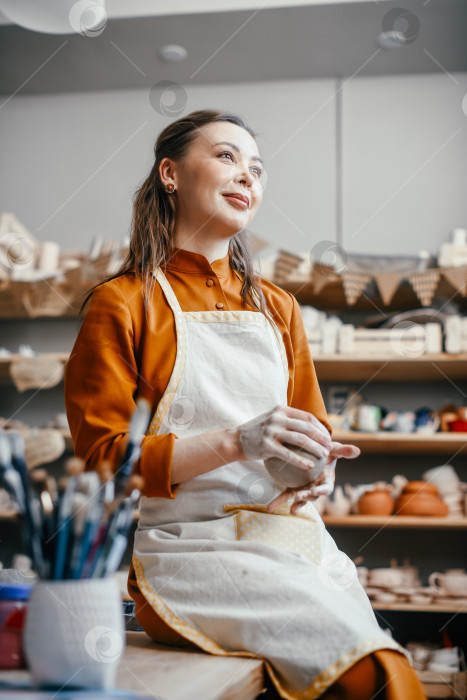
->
[313,353,467,383]
[333,429,467,454]
[372,601,467,613]
[323,515,467,529]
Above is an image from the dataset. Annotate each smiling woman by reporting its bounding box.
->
[65,109,427,700]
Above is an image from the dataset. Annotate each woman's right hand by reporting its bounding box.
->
[233,405,333,471]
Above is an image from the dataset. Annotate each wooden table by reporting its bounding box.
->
[0,632,266,700]
[117,632,265,699]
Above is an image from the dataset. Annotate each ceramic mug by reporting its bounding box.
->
[357,405,381,433]
[24,578,125,689]
[429,571,467,597]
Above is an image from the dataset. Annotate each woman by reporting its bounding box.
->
[65,109,427,699]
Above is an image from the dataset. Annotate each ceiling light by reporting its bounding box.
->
[158,44,188,63]
[375,30,406,50]
[0,0,106,35]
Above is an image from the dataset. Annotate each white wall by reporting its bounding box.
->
[0,72,466,260]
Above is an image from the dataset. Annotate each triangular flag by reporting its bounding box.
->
[311,264,335,294]
[342,270,372,305]
[408,270,440,307]
[374,271,404,306]
[442,266,467,296]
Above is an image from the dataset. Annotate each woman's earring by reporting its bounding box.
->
[165,183,175,193]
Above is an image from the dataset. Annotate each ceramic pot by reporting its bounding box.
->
[24,578,125,689]
[395,481,448,517]
[357,488,394,516]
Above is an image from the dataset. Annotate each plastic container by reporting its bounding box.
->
[0,583,32,669]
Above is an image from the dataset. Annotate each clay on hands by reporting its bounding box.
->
[236,405,332,474]
[267,442,360,515]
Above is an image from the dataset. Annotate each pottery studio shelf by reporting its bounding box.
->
[3,353,467,386]
[323,515,467,529]
[371,601,467,613]
[332,429,467,455]
[313,353,467,383]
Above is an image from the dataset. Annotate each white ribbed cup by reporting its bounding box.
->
[24,578,125,689]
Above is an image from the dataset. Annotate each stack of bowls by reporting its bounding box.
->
[422,465,464,518]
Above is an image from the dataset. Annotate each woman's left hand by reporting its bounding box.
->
[267,441,361,515]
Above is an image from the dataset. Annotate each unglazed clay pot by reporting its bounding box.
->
[264,445,328,489]
[357,488,394,516]
[395,481,448,517]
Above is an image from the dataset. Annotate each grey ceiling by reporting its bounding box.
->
[0,0,466,96]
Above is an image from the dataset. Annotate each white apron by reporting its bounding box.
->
[133,269,408,700]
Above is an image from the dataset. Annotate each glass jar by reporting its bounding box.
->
[0,583,32,669]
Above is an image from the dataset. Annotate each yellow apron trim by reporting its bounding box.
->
[264,638,410,700]
[148,268,187,436]
[223,503,322,565]
[184,310,265,322]
[133,553,408,700]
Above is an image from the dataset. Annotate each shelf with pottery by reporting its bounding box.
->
[3,351,467,387]
[322,515,467,529]
[371,601,467,613]
[313,353,467,383]
[332,429,467,454]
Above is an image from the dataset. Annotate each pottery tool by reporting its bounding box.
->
[114,398,151,499]
[52,457,84,580]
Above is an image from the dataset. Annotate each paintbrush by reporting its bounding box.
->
[1,432,45,577]
[95,474,143,578]
[52,457,84,580]
[114,398,151,499]
[79,461,115,579]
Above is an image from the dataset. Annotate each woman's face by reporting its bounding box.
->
[166,121,264,241]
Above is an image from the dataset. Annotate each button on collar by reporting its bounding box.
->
[206,278,214,287]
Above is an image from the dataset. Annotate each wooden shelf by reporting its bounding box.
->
[0,352,69,384]
[333,429,467,454]
[372,601,467,613]
[313,353,467,383]
[323,515,467,529]
[3,353,467,386]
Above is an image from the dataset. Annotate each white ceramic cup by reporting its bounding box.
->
[429,571,467,597]
[24,578,125,689]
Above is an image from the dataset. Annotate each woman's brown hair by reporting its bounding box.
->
[81,108,272,321]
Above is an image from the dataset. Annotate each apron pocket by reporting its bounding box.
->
[227,506,322,565]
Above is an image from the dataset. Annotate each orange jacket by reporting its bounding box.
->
[64,247,330,499]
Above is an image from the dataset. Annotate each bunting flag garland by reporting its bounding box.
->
[442,265,467,296]
[374,272,404,306]
[273,249,304,284]
[408,270,440,307]
[342,271,372,306]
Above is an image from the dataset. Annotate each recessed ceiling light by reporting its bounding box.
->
[158,44,188,63]
[375,31,406,50]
